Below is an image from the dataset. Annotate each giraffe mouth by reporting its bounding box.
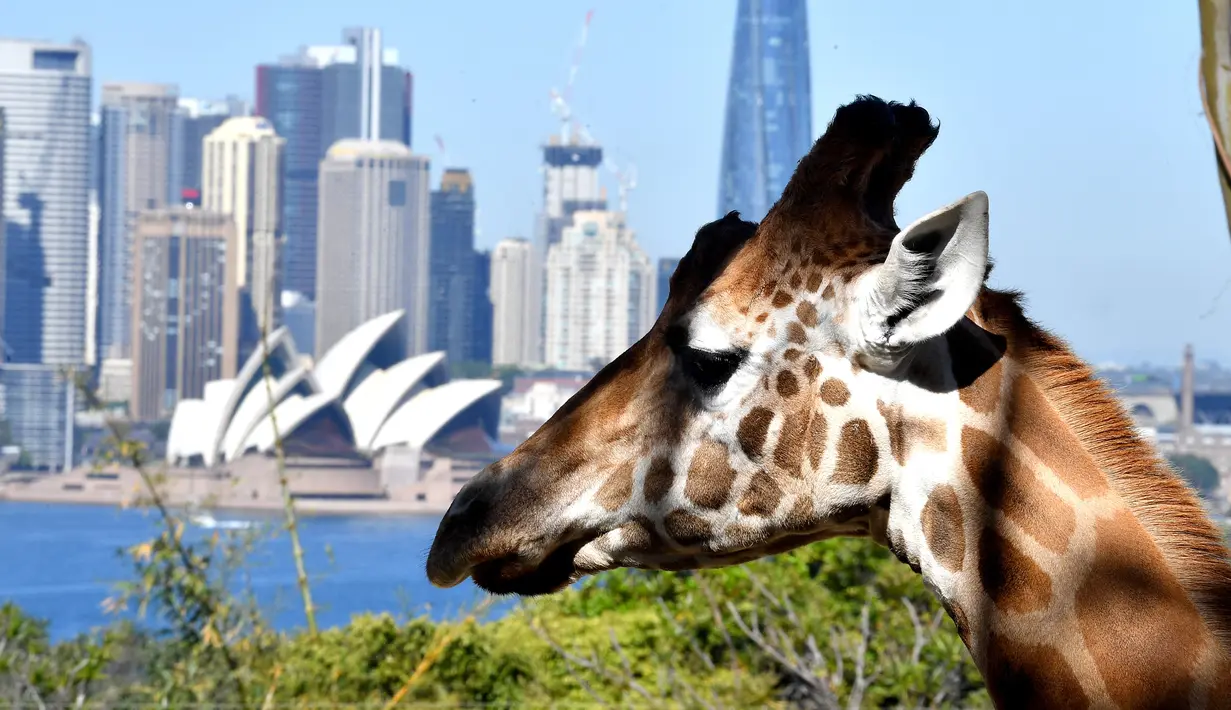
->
[469,536,594,596]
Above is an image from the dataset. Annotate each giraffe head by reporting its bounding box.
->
[427,96,990,595]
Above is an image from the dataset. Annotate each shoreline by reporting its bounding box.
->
[0,491,452,518]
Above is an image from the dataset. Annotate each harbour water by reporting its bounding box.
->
[0,502,503,641]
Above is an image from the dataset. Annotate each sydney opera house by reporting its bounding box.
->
[4,311,506,514]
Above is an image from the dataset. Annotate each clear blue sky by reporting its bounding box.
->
[6,0,1230,366]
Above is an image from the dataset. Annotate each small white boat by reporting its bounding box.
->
[190,512,254,530]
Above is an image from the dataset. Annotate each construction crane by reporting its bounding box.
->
[605,156,638,214]
[544,9,637,213]
[549,9,594,145]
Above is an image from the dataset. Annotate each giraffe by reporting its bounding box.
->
[427,96,1231,707]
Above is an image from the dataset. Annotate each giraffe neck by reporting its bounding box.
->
[886,292,1231,709]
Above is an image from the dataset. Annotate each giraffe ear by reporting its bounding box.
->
[857,191,989,354]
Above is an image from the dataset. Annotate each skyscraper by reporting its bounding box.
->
[202,116,285,334]
[130,208,240,421]
[471,250,493,366]
[0,107,6,350]
[717,0,812,222]
[490,237,535,367]
[0,39,92,365]
[97,82,179,364]
[172,97,245,201]
[544,210,655,371]
[428,168,478,363]
[255,28,414,301]
[315,140,429,358]
[656,257,679,316]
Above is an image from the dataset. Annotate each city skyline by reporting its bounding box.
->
[6,1,1231,369]
[8,1,1227,366]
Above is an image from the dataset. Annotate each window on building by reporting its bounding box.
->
[32,50,78,71]
[388,180,406,207]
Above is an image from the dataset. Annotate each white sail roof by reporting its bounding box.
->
[371,379,501,452]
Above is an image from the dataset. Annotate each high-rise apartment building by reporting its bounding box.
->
[130,209,240,421]
[315,140,429,358]
[717,0,812,222]
[544,211,655,372]
[490,238,536,367]
[428,168,480,363]
[255,28,413,301]
[0,39,92,366]
[656,257,679,316]
[538,138,606,250]
[528,136,609,367]
[97,82,179,365]
[202,116,285,334]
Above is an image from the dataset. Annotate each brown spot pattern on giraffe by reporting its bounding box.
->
[822,283,835,300]
[787,321,808,344]
[820,378,850,406]
[771,290,793,308]
[878,400,947,466]
[984,632,1090,710]
[795,301,818,327]
[805,272,822,292]
[737,407,774,459]
[755,312,769,323]
[685,440,737,510]
[595,460,635,511]
[642,457,675,504]
[773,404,809,475]
[1011,375,1109,499]
[776,371,800,398]
[783,348,801,361]
[807,410,828,470]
[832,419,877,485]
[1075,508,1205,708]
[958,358,1001,414]
[977,526,1052,614]
[803,355,821,382]
[782,496,817,532]
[738,470,782,517]
[665,510,711,547]
[962,426,1075,555]
[618,519,654,552]
[921,483,965,572]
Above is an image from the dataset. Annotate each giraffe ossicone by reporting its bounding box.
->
[427,95,1231,707]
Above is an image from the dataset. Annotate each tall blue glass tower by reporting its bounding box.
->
[718,0,812,222]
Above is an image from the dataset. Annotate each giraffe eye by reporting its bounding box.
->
[678,346,745,393]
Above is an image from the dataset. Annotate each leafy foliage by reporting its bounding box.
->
[0,374,987,707]
[1,539,986,708]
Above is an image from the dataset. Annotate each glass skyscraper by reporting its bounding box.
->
[717,0,812,222]
[255,28,413,302]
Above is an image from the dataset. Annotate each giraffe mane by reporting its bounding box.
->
[978,287,1231,649]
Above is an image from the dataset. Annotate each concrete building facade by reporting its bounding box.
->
[315,139,429,358]
[130,209,240,421]
[544,210,655,371]
[96,83,178,367]
[202,116,285,333]
[0,39,92,366]
[490,237,537,367]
